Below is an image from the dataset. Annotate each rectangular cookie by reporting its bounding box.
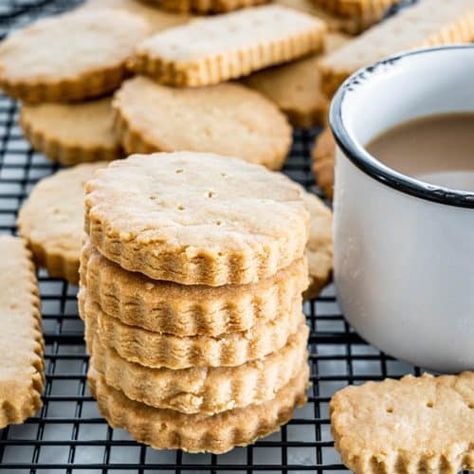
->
[330,373,474,473]
[242,32,349,127]
[311,0,399,19]
[319,0,474,96]
[274,0,383,34]
[130,5,327,87]
[0,236,44,428]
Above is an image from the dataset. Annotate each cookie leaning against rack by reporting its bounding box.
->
[0,9,150,103]
[84,152,309,286]
[0,236,44,428]
[129,4,327,87]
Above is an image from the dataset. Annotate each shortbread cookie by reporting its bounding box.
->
[274,0,374,34]
[129,5,327,87]
[242,32,349,127]
[157,0,269,13]
[81,240,308,336]
[20,99,121,165]
[302,191,332,299]
[88,322,308,414]
[319,0,474,96]
[82,0,190,32]
[331,372,474,474]
[312,0,399,20]
[18,163,106,284]
[0,236,44,428]
[312,127,336,199]
[85,152,309,286]
[88,361,308,453]
[113,77,291,170]
[79,290,303,369]
[0,9,149,103]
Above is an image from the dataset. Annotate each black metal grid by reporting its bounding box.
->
[0,1,420,472]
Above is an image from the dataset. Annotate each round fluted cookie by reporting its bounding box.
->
[18,163,106,284]
[302,190,332,299]
[84,152,309,285]
[312,127,336,200]
[0,9,149,103]
[87,320,309,415]
[20,98,121,165]
[88,361,309,454]
[81,240,308,336]
[79,290,304,369]
[113,77,292,170]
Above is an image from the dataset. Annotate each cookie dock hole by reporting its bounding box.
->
[215,220,222,226]
[468,403,474,410]
[426,401,434,408]
[177,205,185,211]
[175,168,184,174]
[207,191,216,198]
[386,407,394,414]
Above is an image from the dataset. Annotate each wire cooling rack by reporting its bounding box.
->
[0,1,422,472]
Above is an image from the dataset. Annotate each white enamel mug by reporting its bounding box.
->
[330,45,474,373]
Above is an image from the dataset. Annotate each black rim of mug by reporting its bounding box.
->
[329,44,474,208]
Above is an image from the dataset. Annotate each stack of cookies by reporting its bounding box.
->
[79,151,312,453]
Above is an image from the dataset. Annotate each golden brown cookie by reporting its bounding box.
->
[0,9,149,103]
[312,127,336,200]
[80,240,308,336]
[79,290,304,369]
[113,77,292,170]
[331,372,474,474]
[88,322,308,415]
[312,0,398,18]
[84,152,309,286]
[129,5,326,87]
[319,0,474,97]
[18,163,106,284]
[156,0,269,13]
[20,98,121,165]
[242,32,349,128]
[302,191,332,299]
[88,361,309,453]
[274,0,376,34]
[0,236,44,428]
[81,0,190,31]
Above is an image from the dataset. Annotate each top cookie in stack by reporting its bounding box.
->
[84,152,309,286]
[80,151,311,453]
